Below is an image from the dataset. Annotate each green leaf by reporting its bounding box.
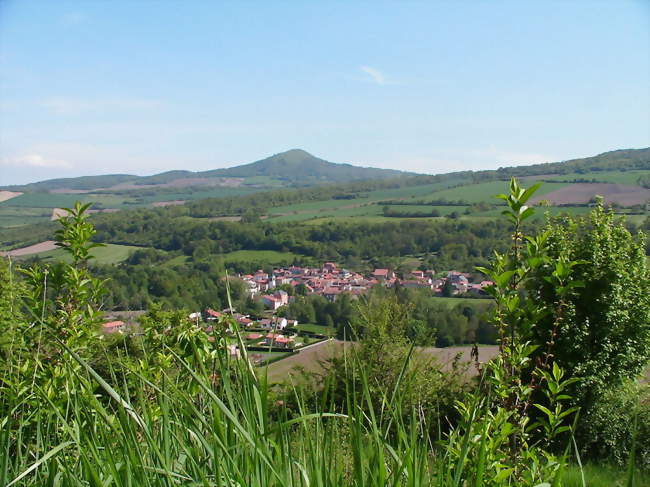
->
[520,182,542,204]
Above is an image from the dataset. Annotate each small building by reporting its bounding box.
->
[204,309,222,321]
[102,320,126,334]
[274,336,294,349]
[372,269,395,280]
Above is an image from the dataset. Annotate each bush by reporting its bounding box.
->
[577,381,650,468]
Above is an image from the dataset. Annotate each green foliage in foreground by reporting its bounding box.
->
[1,181,647,485]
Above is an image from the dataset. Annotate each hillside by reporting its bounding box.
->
[495,147,650,177]
[1,147,648,232]
[3,149,411,192]
[201,149,406,184]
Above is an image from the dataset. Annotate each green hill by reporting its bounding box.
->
[3,149,412,192]
[202,149,407,184]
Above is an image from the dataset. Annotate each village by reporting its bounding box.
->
[102,262,493,364]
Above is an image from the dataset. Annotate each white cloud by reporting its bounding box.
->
[1,153,72,169]
[360,65,387,85]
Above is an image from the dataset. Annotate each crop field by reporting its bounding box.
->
[136,186,260,204]
[15,243,143,264]
[523,169,650,185]
[424,181,569,204]
[265,340,501,383]
[384,204,469,216]
[471,205,593,218]
[0,206,52,228]
[265,180,594,224]
[532,183,650,206]
[267,179,468,216]
[1,192,87,208]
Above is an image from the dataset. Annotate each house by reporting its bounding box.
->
[469,280,494,296]
[286,319,299,328]
[102,320,126,334]
[274,336,294,349]
[259,317,287,330]
[244,279,258,295]
[447,271,469,284]
[372,269,395,281]
[205,309,222,321]
[237,316,253,327]
[323,287,342,302]
[323,262,337,273]
[245,333,263,341]
[254,271,269,282]
[261,295,281,310]
[261,290,289,310]
[264,333,294,348]
[400,280,433,290]
[264,333,281,345]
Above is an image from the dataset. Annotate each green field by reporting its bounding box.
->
[266,180,467,217]
[429,296,494,308]
[17,243,143,265]
[0,206,52,228]
[295,323,335,335]
[425,181,569,204]
[264,180,588,224]
[523,169,650,185]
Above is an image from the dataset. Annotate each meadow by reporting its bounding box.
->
[14,243,144,265]
[524,169,650,185]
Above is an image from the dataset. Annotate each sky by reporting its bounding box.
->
[0,1,649,185]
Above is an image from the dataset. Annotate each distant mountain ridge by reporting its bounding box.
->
[4,149,411,192]
[495,147,650,176]
[4,147,650,193]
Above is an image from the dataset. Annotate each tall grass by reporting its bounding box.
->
[2,328,640,487]
[2,312,647,486]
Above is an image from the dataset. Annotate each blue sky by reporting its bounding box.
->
[1,0,648,185]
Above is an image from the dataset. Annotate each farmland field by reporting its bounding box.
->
[265,340,500,383]
[425,181,569,204]
[0,206,52,228]
[531,183,650,206]
[12,243,144,264]
[523,169,650,185]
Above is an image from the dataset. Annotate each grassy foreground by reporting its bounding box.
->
[1,329,641,486]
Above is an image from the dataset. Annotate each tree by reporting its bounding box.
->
[528,201,650,405]
[0,258,25,365]
[441,278,454,297]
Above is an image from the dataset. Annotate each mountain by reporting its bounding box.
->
[202,149,406,183]
[3,149,412,192]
